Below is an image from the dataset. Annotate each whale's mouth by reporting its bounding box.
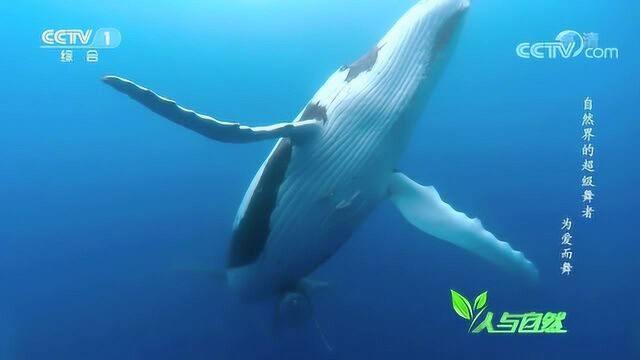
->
[433,4,468,52]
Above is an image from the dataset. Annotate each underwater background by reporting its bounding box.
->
[0,0,638,359]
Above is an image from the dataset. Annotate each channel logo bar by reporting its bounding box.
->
[41,28,122,49]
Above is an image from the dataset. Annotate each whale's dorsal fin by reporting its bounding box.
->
[387,172,538,282]
[102,76,321,143]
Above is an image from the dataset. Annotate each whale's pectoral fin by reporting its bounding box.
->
[102,76,321,143]
[387,172,538,281]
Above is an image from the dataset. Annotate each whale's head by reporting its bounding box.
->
[343,0,470,89]
[333,0,471,137]
[380,0,470,73]
[330,0,470,138]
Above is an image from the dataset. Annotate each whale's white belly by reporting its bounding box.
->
[227,68,423,298]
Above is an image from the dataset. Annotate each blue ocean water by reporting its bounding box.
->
[1,0,639,359]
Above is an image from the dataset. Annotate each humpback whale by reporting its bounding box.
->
[104,0,538,306]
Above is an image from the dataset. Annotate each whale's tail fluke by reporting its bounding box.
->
[102,76,321,143]
[387,172,539,281]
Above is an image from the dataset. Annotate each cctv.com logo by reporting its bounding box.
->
[516,30,619,59]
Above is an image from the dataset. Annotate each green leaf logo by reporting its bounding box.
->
[473,291,487,311]
[451,289,490,332]
[450,289,473,320]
